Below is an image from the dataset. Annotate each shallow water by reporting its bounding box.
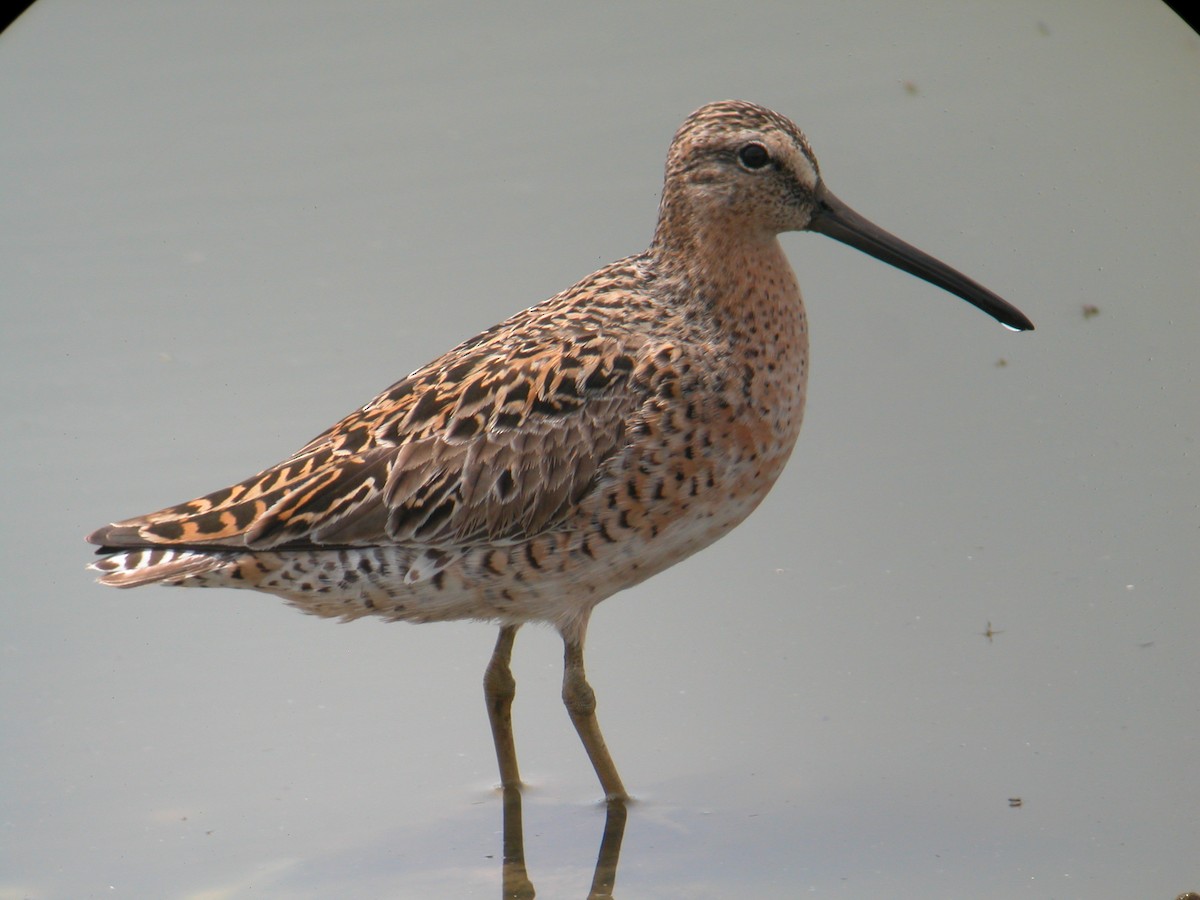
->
[2,2,1197,897]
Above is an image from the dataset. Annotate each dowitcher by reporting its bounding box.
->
[87,100,1032,801]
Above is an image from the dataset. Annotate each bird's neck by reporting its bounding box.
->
[650,211,805,334]
[648,209,809,507]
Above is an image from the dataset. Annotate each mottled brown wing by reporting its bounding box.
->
[87,331,642,552]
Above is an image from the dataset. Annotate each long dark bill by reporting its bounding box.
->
[808,184,1034,332]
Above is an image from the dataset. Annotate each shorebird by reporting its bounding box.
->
[87,100,1032,801]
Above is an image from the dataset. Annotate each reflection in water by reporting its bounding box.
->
[499,784,628,900]
[588,799,628,898]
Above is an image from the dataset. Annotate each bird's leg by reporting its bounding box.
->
[500,783,535,899]
[484,624,522,790]
[562,631,628,801]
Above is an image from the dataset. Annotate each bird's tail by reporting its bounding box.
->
[89,546,236,588]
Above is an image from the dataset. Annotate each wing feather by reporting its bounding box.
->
[88,319,646,552]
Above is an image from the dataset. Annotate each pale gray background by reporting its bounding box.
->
[2,2,1197,898]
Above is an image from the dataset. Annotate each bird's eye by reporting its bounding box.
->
[737,142,771,170]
